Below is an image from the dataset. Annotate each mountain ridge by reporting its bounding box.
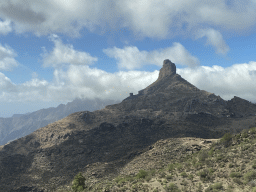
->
[0,97,121,146]
[0,59,256,191]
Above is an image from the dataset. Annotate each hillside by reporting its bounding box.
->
[0,97,121,145]
[66,127,256,192]
[0,59,256,191]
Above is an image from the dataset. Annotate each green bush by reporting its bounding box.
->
[198,169,211,182]
[188,174,194,181]
[71,172,86,192]
[165,183,181,192]
[198,150,208,162]
[208,148,214,156]
[205,182,223,191]
[253,164,256,169]
[220,132,233,144]
[167,164,175,171]
[230,172,242,178]
[180,172,187,178]
[250,127,256,134]
[233,178,243,185]
[196,183,203,192]
[176,164,183,171]
[241,130,249,138]
[136,170,148,179]
[244,170,256,183]
[194,162,202,169]
[166,174,173,180]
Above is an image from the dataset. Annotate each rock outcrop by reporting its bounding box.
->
[158,59,176,79]
[0,59,256,191]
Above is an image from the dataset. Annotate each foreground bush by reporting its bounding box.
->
[165,183,181,192]
[230,172,242,178]
[244,170,256,183]
[205,182,223,191]
[72,172,86,192]
[220,132,233,147]
[136,170,148,179]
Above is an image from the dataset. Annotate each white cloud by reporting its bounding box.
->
[0,60,256,104]
[0,43,19,71]
[103,43,199,70]
[0,1,255,39]
[178,61,256,101]
[42,34,98,68]
[194,28,230,54]
[0,19,12,35]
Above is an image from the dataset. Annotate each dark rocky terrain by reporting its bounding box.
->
[0,59,256,191]
[0,97,121,146]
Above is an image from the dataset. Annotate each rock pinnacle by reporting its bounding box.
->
[158,59,176,80]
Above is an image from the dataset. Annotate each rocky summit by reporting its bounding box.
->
[0,60,256,191]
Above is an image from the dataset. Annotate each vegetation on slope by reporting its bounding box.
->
[61,126,256,192]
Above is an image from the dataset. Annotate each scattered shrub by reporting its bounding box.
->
[196,183,203,192]
[176,164,183,171]
[145,175,152,182]
[253,164,256,169]
[208,148,214,156]
[241,130,249,138]
[188,174,194,181]
[165,183,181,192]
[136,170,148,179]
[233,178,243,185]
[220,132,233,147]
[71,172,86,192]
[166,174,173,180]
[180,172,187,178]
[198,169,211,182]
[194,162,202,169]
[198,150,208,162]
[250,127,256,134]
[230,172,242,178]
[167,164,175,172]
[244,170,256,183]
[205,182,223,191]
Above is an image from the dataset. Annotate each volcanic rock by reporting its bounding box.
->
[158,59,176,79]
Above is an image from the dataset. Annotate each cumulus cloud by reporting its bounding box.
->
[0,43,19,71]
[0,19,12,35]
[178,61,256,101]
[194,28,230,54]
[0,1,255,39]
[103,43,200,70]
[1,59,256,104]
[42,34,98,68]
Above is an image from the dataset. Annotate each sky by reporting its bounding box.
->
[0,0,256,117]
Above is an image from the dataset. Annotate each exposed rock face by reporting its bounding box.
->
[158,59,176,80]
[1,59,256,191]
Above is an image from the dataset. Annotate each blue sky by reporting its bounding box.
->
[0,0,256,117]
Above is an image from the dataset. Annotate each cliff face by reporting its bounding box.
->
[0,60,256,191]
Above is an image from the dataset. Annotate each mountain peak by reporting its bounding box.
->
[158,59,176,80]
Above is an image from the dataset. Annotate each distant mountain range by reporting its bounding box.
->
[0,97,121,146]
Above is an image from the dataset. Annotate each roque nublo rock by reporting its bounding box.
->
[0,59,256,191]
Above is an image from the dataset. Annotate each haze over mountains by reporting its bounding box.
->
[0,60,256,191]
[0,98,121,146]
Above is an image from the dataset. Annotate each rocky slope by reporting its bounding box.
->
[0,59,256,191]
[0,98,121,146]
